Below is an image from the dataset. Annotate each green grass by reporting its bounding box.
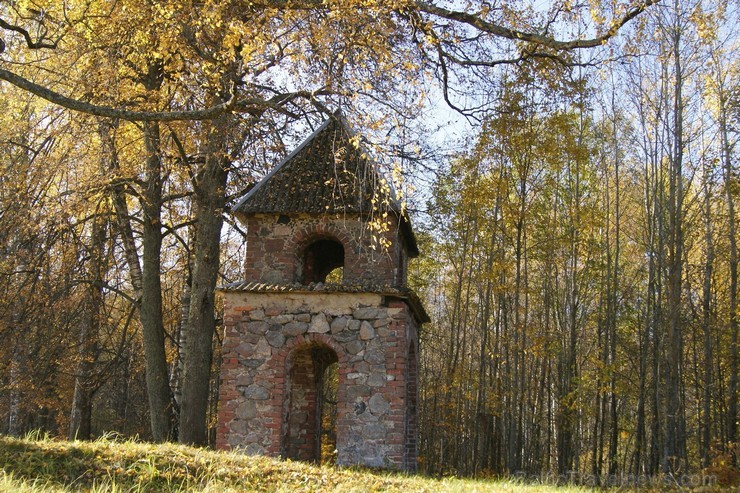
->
[0,434,717,492]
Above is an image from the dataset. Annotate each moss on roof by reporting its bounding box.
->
[233,116,396,215]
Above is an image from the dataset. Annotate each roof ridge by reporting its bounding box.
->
[232,117,336,213]
[233,115,397,216]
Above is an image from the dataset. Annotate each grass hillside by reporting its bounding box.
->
[0,434,725,492]
[0,435,593,493]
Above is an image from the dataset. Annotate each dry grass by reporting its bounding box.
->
[0,434,721,492]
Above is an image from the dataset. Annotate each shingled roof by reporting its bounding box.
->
[233,115,419,256]
[221,280,430,324]
[234,116,397,215]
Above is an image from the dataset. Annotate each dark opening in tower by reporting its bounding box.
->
[284,343,339,464]
[302,239,344,284]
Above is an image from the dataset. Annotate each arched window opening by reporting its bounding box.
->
[284,344,339,463]
[302,239,344,284]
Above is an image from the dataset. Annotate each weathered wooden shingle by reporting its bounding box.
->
[233,117,396,215]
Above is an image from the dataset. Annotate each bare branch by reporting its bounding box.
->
[414,0,662,50]
[0,17,57,49]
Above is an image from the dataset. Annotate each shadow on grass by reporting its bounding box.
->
[0,437,101,488]
[0,436,196,491]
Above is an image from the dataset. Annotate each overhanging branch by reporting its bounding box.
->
[0,67,238,121]
[0,67,329,121]
[414,0,662,50]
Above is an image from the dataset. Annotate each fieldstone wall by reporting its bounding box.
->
[240,213,405,286]
[216,290,419,470]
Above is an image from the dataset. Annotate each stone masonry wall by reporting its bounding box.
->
[241,213,405,286]
[217,290,418,470]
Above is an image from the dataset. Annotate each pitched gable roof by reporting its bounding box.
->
[233,115,419,257]
[233,116,396,215]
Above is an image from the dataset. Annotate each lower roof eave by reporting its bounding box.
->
[219,281,430,324]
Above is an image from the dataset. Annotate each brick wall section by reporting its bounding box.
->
[217,291,419,470]
[241,213,405,286]
[405,317,419,472]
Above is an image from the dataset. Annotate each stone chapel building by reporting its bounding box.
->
[215,115,428,471]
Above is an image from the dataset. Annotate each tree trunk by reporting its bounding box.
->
[104,117,175,441]
[139,120,176,441]
[717,46,738,465]
[69,203,106,440]
[608,97,621,477]
[179,111,232,445]
[663,6,686,472]
[7,333,23,436]
[173,280,191,411]
[701,152,714,468]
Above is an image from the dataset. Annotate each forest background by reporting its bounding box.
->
[0,0,736,483]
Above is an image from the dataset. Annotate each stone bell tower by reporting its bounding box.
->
[216,116,427,471]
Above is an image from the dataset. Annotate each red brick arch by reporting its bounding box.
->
[276,333,349,461]
[288,224,357,283]
[289,224,354,256]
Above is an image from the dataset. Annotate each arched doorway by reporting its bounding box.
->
[284,343,339,463]
[302,239,344,284]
